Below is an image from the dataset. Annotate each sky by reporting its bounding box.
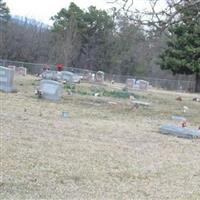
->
[5,0,166,25]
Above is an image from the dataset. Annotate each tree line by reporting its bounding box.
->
[0,0,200,91]
[0,1,160,76]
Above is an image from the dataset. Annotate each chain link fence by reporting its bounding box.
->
[0,59,195,92]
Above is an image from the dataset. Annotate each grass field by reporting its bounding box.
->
[1,75,200,199]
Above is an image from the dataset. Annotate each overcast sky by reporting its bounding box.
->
[5,0,166,25]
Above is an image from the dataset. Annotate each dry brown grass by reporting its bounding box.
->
[0,75,200,199]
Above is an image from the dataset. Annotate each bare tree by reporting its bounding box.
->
[107,0,200,32]
[50,16,81,66]
[1,16,51,62]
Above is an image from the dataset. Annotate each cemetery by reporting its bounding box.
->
[1,0,200,198]
[1,69,200,199]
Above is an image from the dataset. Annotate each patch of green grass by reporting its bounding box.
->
[91,87,131,98]
[64,84,138,99]
[64,84,76,93]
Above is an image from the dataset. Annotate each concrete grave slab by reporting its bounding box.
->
[160,124,200,139]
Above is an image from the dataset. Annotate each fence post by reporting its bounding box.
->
[3,60,6,67]
[177,80,180,91]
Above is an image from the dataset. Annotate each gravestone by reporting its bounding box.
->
[16,67,27,76]
[126,78,136,88]
[131,100,151,107]
[39,80,63,101]
[0,66,16,92]
[55,71,63,81]
[92,73,95,81]
[8,65,16,71]
[96,71,104,82]
[41,70,56,80]
[62,71,74,83]
[136,80,149,90]
[160,124,200,139]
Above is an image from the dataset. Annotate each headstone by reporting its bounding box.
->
[0,66,16,92]
[82,71,92,81]
[136,80,149,90]
[16,67,27,76]
[171,116,186,121]
[72,74,81,83]
[92,73,95,81]
[55,71,63,81]
[131,100,151,106]
[41,70,56,80]
[126,78,136,88]
[160,124,200,139]
[39,80,63,101]
[62,71,74,83]
[96,71,104,82]
[7,65,16,71]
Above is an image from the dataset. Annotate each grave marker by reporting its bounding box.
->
[16,67,27,76]
[39,80,63,101]
[61,71,73,83]
[0,66,16,92]
[126,78,136,88]
[160,124,200,139]
[8,65,16,71]
[96,71,104,83]
[136,80,149,90]
[41,70,56,80]
[55,71,63,81]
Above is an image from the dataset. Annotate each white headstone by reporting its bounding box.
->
[126,78,136,88]
[92,73,95,81]
[41,70,56,80]
[55,71,63,81]
[62,71,73,83]
[96,71,104,82]
[39,80,63,101]
[136,80,149,90]
[8,65,16,71]
[16,67,27,76]
[0,66,16,92]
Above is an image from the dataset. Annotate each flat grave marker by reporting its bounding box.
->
[160,124,200,139]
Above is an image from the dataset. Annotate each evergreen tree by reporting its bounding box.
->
[0,0,10,22]
[159,1,200,92]
[51,3,114,70]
